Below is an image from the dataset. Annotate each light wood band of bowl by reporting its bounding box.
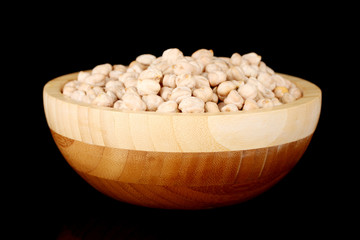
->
[44,72,321,152]
[52,130,312,209]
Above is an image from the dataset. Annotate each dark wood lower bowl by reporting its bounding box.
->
[52,131,312,209]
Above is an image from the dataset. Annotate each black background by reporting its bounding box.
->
[10,3,353,239]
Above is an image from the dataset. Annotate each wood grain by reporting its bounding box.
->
[43,72,321,152]
[44,72,321,209]
[52,130,312,209]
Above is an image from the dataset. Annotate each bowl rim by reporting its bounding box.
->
[43,71,321,116]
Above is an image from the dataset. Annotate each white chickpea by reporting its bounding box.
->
[105,80,125,99]
[227,66,247,81]
[224,90,244,109]
[188,59,204,75]
[77,82,92,92]
[257,71,276,90]
[238,83,258,100]
[84,73,106,87]
[194,75,210,88]
[136,54,156,65]
[257,98,274,109]
[92,63,112,75]
[172,59,195,75]
[192,87,213,102]
[241,64,258,78]
[217,81,237,97]
[162,48,184,64]
[162,74,177,88]
[70,89,86,102]
[109,70,124,80]
[159,87,173,101]
[243,99,259,111]
[178,96,205,113]
[281,92,296,104]
[230,53,242,66]
[175,74,196,89]
[191,49,214,66]
[113,100,128,111]
[272,74,291,88]
[92,91,117,107]
[64,48,303,112]
[271,98,283,106]
[127,61,146,74]
[289,86,302,99]
[150,57,172,73]
[231,80,245,89]
[169,86,192,103]
[208,71,227,87]
[256,80,275,99]
[142,94,164,111]
[62,81,77,97]
[205,101,220,113]
[211,59,229,72]
[205,63,222,73]
[78,71,91,82]
[242,52,261,65]
[113,64,127,72]
[210,92,219,103]
[138,67,163,82]
[156,100,179,113]
[137,79,161,96]
[221,103,239,112]
[121,92,147,111]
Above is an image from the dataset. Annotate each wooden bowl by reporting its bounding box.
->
[43,72,321,209]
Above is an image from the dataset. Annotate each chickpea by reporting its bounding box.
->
[63,81,77,97]
[257,72,276,90]
[162,74,177,88]
[156,100,179,113]
[92,91,117,107]
[289,86,302,99]
[224,90,244,109]
[92,63,112,75]
[238,83,258,100]
[193,87,213,102]
[138,67,163,82]
[84,73,106,87]
[242,52,261,66]
[162,48,184,64]
[191,49,214,66]
[208,71,227,87]
[227,66,247,81]
[205,101,220,113]
[257,98,274,109]
[121,92,147,111]
[230,53,242,66]
[194,75,210,88]
[159,87,173,101]
[217,81,237,97]
[175,74,196,89]
[178,96,205,113]
[274,86,289,98]
[142,94,164,111]
[169,86,192,103]
[136,54,156,65]
[137,79,161,96]
[78,71,91,82]
[63,48,303,112]
[221,103,239,112]
[243,98,259,111]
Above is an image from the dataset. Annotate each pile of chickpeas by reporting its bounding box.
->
[62,48,302,113]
